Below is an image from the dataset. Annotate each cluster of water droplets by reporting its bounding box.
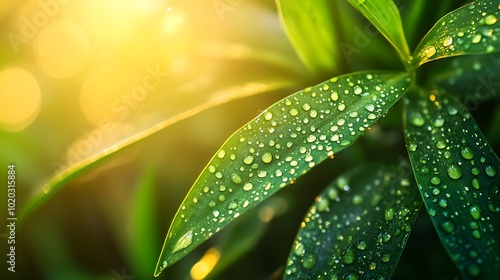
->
[157,72,410,272]
[284,166,421,279]
[419,1,500,65]
[405,89,500,277]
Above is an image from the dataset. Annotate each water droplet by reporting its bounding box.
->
[430,176,441,185]
[356,240,367,250]
[354,86,363,95]
[472,34,482,44]
[293,242,305,256]
[342,247,356,264]
[227,201,237,210]
[424,46,436,58]
[484,14,498,25]
[385,208,395,221]
[338,103,346,111]
[439,199,448,208]
[442,221,455,233]
[468,264,480,277]
[330,91,339,101]
[303,254,317,269]
[365,104,375,112]
[262,152,273,163]
[381,252,391,263]
[408,143,417,152]
[460,146,474,159]
[264,111,273,121]
[409,112,425,126]
[470,205,481,220]
[447,164,462,179]
[443,36,453,47]
[243,155,254,165]
[172,230,193,253]
[436,140,446,149]
[217,149,226,158]
[307,135,317,143]
[231,173,242,184]
[322,84,329,91]
[485,165,497,177]
[289,108,299,116]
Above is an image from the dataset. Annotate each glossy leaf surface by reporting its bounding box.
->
[404,88,500,278]
[155,71,411,275]
[276,0,343,74]
[347,0,411,62]
[414,0,500,66]
[284,164,422,279]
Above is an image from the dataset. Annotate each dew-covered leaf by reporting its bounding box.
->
[404,88,500,278]
[154,71,411,276]
[425,53,500,105]
[414,0,500,66]
[284,164,422,279]
[347,0,411,62]
[275,0,343,74]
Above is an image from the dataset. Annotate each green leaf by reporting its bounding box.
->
[425,53,500,104]
[413,0,500,66]
[347,0,411,63]
[404,88,500,278]
[154,71,411,276]
[284,164,422,279]
[18,80,294,223]
[275,0,343,74]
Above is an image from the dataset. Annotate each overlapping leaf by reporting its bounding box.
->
[284,164,421,279]
[404,88,500,278]
[414,0,500,66]
[276,0,343,74]
[154,71,411,276]
[347,0,411,63]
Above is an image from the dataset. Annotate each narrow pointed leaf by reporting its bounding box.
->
[284,164,422,279]
[155,71,411,276]
[276,0,343,74]
[404,88,500,278]
[347,0,411,62]
[18,80,293,223]
[414,0,500,66]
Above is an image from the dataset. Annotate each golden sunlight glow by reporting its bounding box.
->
[79,66,136,126]
[190,247,221,280]
[34,20,90,78]
[0,68,41,131]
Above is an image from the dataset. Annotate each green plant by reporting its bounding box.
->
[153,0,500,279]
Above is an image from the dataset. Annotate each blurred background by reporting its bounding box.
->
[0,0,498,279]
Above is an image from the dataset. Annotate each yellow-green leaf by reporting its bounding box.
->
[414,0,500,66]
[154,71,411,276]
[347,0,411,63]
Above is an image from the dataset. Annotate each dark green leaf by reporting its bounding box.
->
[276,0,343,74]
[404,88,500,278]
[414,0,500,66]
[154,71,411,276]
[347,0,411,63]
[284,164,421,279]
[425,53,500,105]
